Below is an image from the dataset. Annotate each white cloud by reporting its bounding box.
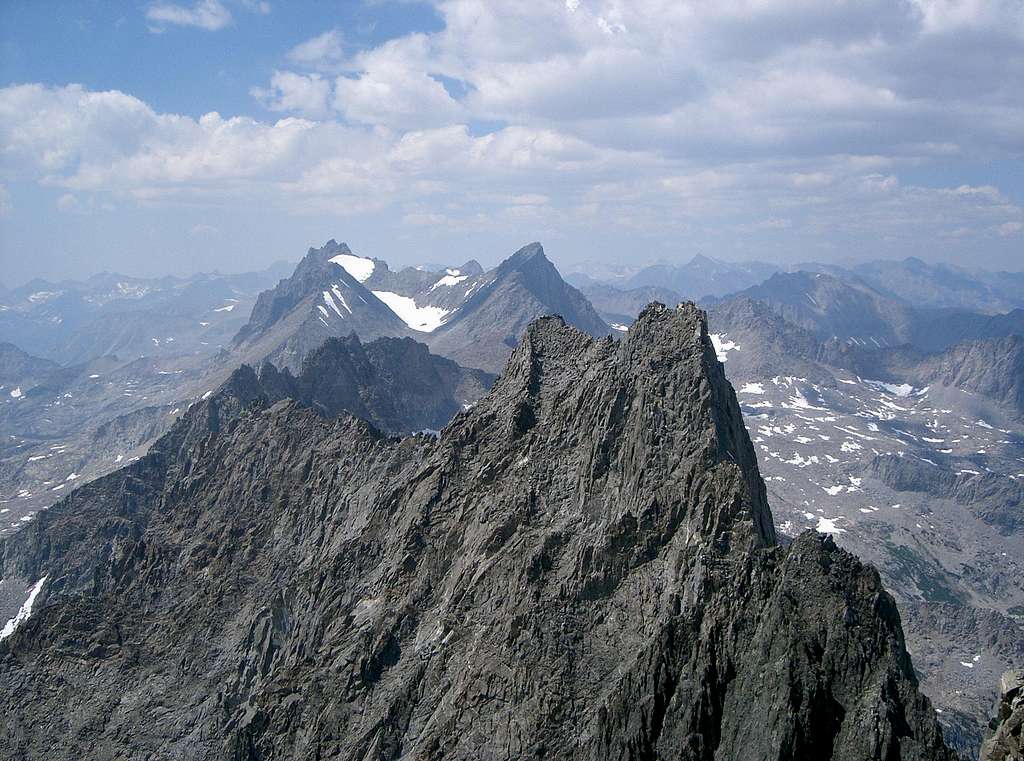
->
[332,35,465,130]
[146,0,232,31]
[252,72,332,118]
[2,81,1017,258]
[3,1,1023,267]
[287,29,343,66]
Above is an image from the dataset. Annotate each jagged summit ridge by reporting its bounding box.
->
[0,303,952,760]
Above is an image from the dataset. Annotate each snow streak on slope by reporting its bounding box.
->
[0,576,47,640]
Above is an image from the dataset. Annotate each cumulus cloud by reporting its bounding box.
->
[3,0,1023,267]
[146,0,232,31]
[251,72,332,118]
[287,29,344,66]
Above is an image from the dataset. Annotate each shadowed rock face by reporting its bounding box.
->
[231,333,495,435]
[0,303,953,760]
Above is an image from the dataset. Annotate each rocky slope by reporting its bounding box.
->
[0,343,60,389]
[726,271,1024,354]
[702,296,1024,757]
[0,304,952,760]
[906,336,1024,418]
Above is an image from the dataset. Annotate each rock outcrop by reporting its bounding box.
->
[0,304,953,760]
[981,669,1023,761]
[230,333,494,434]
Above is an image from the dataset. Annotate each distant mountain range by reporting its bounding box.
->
[725,270,1024,353]
[798,256,1024,314]
[234,239,610,374]
[0,263,294,365]
[568,253,779,301]
[571,254,1024,316]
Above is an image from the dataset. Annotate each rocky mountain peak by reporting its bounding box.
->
[495,241,553,279]
[0,304,953,759]
[307,238,351,261]
[471,302,775,552]
[458,259,484,276]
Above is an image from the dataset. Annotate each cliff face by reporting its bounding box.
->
[0,304,953,760]
[981,670,1023,761]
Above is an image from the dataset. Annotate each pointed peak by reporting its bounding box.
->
[497,242,555,279]
[509,241,546,261]
[687,253,719,267]
[307,239,352,261]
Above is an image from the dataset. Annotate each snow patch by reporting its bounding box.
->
[739,382,765,394]
[330,253,375,282]
[709,334,740,362]
[430,272,469,290]
[815,517,846,535]
[372,291,450,332]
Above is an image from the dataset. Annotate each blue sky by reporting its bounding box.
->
[1,0,1022,285]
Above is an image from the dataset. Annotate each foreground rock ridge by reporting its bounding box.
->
[981,669,1023,761]
[0,303,953,760]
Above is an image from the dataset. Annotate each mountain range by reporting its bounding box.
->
[2,241,1023,758]
[0,304,955,760]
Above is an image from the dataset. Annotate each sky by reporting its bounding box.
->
[0,0,1022,285]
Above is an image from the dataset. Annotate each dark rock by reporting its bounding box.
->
[980,669,1024,761]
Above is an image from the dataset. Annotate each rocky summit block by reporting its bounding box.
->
[981,669,1024,761]
[0,303,954,760]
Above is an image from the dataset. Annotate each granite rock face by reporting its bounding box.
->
[908,336,1024,418]
[0,304,953,760]
[981,670,1024,761]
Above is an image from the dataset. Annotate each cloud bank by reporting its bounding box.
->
[2,0,1022,272]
